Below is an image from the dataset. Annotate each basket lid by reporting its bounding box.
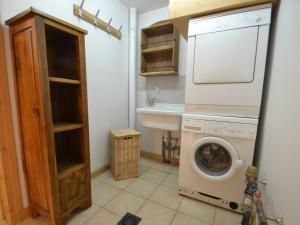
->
[110,128,140,138]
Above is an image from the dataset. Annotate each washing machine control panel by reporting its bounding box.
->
[183,119,257,139]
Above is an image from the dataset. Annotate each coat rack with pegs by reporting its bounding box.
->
[73,0,123,39]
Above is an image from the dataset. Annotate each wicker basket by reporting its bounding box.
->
[110,129,140,181]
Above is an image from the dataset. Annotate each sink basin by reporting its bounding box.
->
[136,104,184,131]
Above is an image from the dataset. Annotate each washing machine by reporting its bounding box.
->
[179,114,258,212]
[185,4,272,118]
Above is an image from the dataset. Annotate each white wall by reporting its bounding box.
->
[256,1,300,224]
[136,7,187,154]
[0,0,129,174]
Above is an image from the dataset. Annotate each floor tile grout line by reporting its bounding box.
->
[79,207,102,225]
[168,210,178,225]
[92,171,142,210]
[104,176,136,190]
[92,187,122,210]
[175,196,184,212]
[100,166,161,216]
[122,190,147,214]
[101,187,123,208]
[131,166,178,213]
[160,184,179,191]
[145,199,180,218]
[138,174,168,185]
[176,207,215,225]
[101,207,123,218]
[93,188,128,218]
[147,185,182,211]
[138,163,210,224]
[176,194,217,224]
[149,164,177,174]
[123,192,130,215]
[139,162,178,223]
[135,167,171,216]
[213,206,217,225]
[81,205,104,225]
[90,159,181,223]
[92,160,215,225]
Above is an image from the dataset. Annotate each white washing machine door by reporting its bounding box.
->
[189,136,243,182]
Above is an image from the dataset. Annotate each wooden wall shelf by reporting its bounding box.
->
[140,21,179,77]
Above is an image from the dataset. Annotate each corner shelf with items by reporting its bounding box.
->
[140,21,179,77]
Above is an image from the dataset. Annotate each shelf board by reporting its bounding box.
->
[53,123,83,133]
[141,39,175,47]
[142,22,174,36]
[140,71,178,77]
[49,76,80,85]
[142,45,173,54]
[57,161,85,179]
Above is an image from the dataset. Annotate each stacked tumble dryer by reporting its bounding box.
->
[179,4,272,212]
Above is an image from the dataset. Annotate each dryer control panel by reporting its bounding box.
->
[182,114,258,139]
[188,5,271,36]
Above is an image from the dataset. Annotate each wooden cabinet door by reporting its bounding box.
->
[13,26,49,213]
[58,169,85,214]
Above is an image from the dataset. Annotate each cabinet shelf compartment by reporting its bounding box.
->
[45,24,79,80]
[140,21,179,76]
[141,48,176,75]
[50,83,81,125]
[55,129,84,176]
[141,23,175,49]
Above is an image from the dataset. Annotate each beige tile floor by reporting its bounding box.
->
[15,157,242,225]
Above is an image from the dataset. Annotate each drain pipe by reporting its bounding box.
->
[128,8,137,129]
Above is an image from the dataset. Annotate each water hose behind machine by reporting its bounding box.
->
[241,166,284,225]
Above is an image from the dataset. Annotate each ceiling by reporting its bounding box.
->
[119,0,169,13]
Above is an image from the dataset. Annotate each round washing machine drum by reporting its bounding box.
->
[189,137,244,182]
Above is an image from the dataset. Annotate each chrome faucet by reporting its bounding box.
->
[147,86,159,106]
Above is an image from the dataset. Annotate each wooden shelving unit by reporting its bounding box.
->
[6,8,91,225]
[140,21,179,77]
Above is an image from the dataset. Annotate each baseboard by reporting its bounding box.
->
[141,150,163,162]
[91,164,110,179]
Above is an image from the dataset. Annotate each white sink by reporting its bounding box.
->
[136,104,184,131]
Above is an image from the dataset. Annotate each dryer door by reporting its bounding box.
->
[193,26,258,84]
[189,137,243,182]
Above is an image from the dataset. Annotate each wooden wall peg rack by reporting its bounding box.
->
[73,0,122,39]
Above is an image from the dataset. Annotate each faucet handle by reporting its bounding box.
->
[147,86,159,106]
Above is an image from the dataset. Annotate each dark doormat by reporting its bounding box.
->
[117,212,142,225]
